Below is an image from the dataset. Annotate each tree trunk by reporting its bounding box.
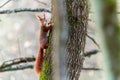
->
[89,0,120,80]
[52,0,89,80]
[66,0,88,80]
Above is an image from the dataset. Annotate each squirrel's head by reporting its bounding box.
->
[36,13,48,26]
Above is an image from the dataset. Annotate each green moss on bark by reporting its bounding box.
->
[39,32,52,80]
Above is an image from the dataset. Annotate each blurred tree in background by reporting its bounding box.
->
[89,0,120,80]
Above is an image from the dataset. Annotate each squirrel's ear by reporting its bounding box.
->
[36,15,42,21]
[43,12,45,20]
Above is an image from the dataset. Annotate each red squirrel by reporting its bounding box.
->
[34,13,52,75]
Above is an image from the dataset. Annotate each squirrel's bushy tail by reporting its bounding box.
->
[34,47,44,75]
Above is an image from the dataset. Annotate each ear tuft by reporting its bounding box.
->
[43,12,45,20]
[36,15,42,21]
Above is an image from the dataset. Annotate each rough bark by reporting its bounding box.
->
[66,0,88,80]
[51,0,89,80]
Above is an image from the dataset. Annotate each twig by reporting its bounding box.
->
[0,57,35,72]
[0,64,33,72]
[87,34,100,48]
[84,49,99,57]
[0,8,51,14]
[0,0,12,8]
[82,67,101,71]
[0,57,35,69]
[35,0,48,6]
[90,11,120,14]
[0,64,101,72]
[0,56,101,72]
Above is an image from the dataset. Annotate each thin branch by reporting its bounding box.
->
[0,57,35,69]
[0,8,51,14]
[84,49,99,57]
[0,64,101,72]
[90,11,120,14]
[82,67,101,71]
[0,56,101,72]
[35,0,48,6]
[0,63,101,72]
[0,0,12,8]
[87,34,100,48]
[0,57,35,72]
[0,64,33,72]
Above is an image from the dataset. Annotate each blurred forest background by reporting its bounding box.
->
[0,0,119,80]
[0,0,51,80]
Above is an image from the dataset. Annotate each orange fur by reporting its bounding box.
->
[34,47,43,74]
[34,14,52,75]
